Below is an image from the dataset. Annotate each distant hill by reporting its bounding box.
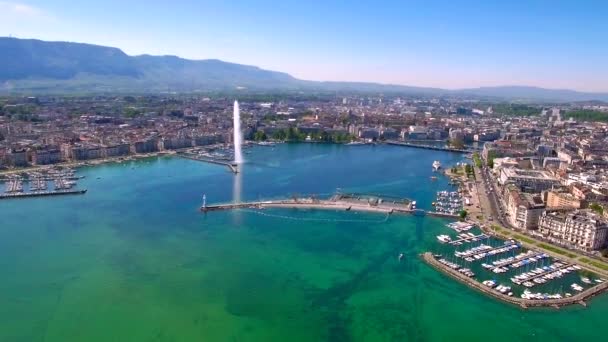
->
[459,86,608,102]
[1,37,607,101]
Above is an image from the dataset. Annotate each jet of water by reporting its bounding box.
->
[233,100,244,164]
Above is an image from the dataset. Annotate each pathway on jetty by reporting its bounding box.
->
[202,195,459,219]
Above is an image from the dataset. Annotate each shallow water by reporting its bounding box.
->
[0,144,606,341]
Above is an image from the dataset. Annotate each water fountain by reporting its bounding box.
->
[233,100,244,164]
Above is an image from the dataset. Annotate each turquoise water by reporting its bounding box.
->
[0,143,606,341]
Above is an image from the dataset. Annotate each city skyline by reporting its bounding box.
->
[1,0,608,92]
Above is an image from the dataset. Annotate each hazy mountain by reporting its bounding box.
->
[1,37,607,102]
[459,86,608,102]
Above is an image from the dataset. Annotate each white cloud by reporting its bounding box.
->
[0,1,50,20]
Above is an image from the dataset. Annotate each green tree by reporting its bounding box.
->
[124,107,142,118]
[464,164,473,174]
[253,130,267,141]
[272,130,286,140]
[448,138,465,149]
[459,209,468,220]
[589,203,604,215]
[487,150,497,168]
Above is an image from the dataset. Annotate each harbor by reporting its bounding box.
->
[426,221,608,308]
[433,190,464,215]
[423,252,608,308]
[0,167,87,200]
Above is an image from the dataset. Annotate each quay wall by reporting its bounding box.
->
[422,252,608,309]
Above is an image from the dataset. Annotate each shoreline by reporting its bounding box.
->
[0,140,473,176]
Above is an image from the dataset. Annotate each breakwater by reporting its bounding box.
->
[202,197,458,218]
[177,153,238,173]
[0,189,87,200]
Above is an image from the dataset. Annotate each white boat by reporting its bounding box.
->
[436,234,451,243]
[432,160,441,171]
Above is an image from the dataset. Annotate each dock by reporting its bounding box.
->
[0,189,87,200]
[422,252,608,309]
[493,252,546,268]
[449,233,489,245]
[456,241,518,259]
[515,263,572,284]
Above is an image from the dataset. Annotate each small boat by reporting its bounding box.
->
[432,160,441,171]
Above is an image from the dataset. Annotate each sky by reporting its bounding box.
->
[1,0,607,92]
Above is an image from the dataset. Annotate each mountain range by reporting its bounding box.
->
[1,37,607,102]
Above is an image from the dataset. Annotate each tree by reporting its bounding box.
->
[459,209,468,220]
[487,150,497,168]
[124,107,142,118]
[253,130,267,141]
[272,130,286,140]
[448,138,465,149]
[589,203,604,215]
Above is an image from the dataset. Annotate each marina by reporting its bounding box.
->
[426,220,608,307]
[433,190,464,215]
[0,167,86,200]
[423,252,608,308]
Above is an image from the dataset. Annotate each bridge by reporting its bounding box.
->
[385,140,476,153]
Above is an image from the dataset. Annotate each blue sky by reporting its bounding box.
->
[1,0,607,91]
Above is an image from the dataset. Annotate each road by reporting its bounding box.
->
[474,164,511,228]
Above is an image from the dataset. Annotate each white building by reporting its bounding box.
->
[499,168,560,193]
[538,210,608,251]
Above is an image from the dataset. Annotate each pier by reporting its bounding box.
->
[493,252,546,268]
[457,242,519,259]
[385,140,475,153]
[449,233,489,245]
[177,153,238,173]
[201,194,458,218]
[514,263,572,284]
[0,189,87,200]
[422,252,608,309]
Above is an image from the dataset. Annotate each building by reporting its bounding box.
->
[104,143,131,158]
[499,168,560,193]
[131,138,159,154]
[32,148,62,165]
[6,148,28,167]
[538,210,608,251]
[503,185,545,230]
[407,126,428,140]
[545,190,586,209]
[69,145,103,161]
